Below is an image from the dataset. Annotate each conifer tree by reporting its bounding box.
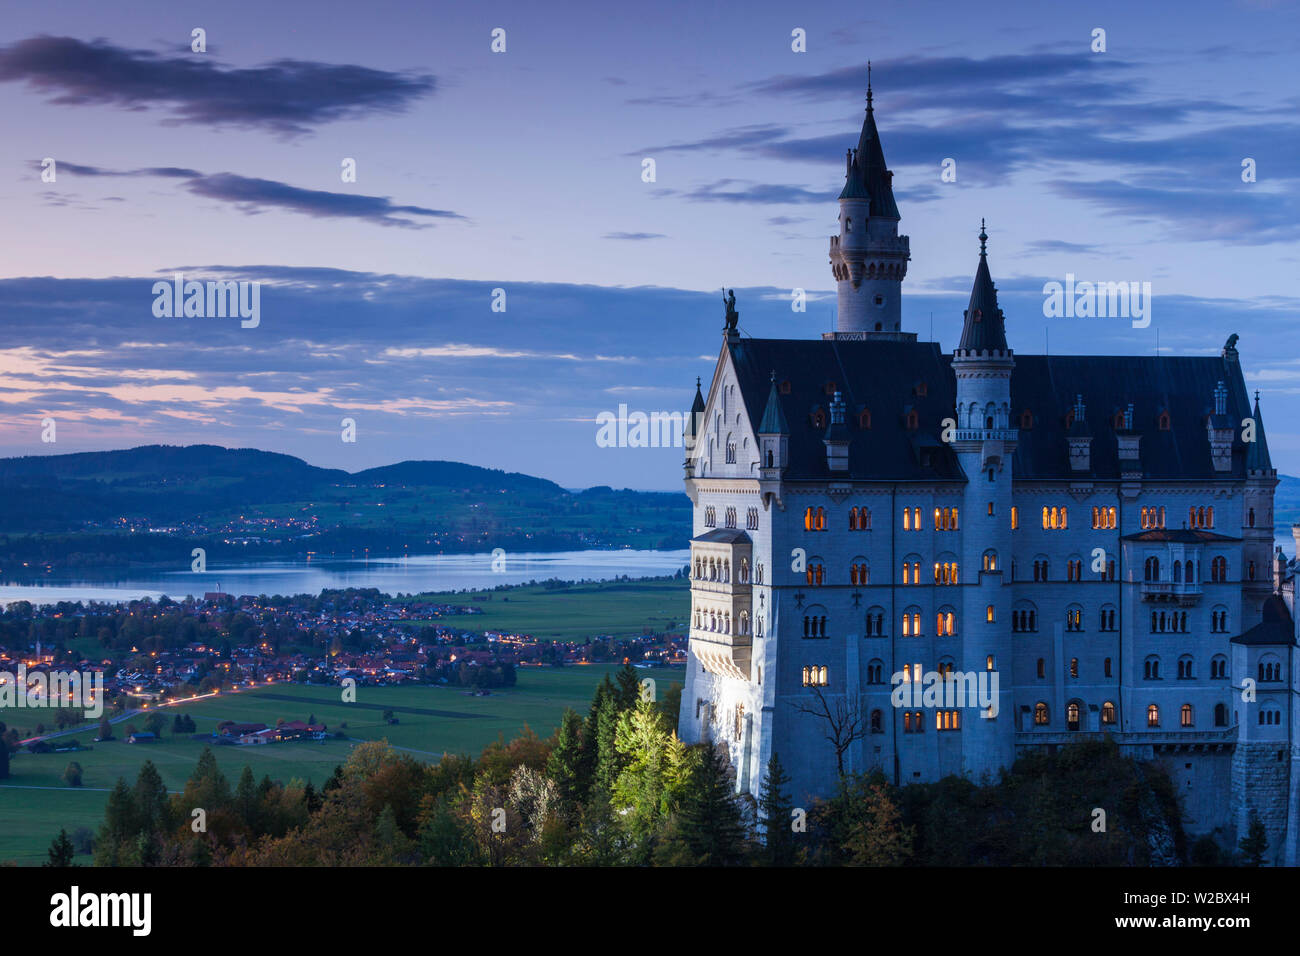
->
[547,708,587,809]
[658,742,748,865]
[44,829,76,867]
[758,753,796,866]
[1239,809,1268,866]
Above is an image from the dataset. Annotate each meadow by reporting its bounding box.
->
[0,663,684,865]
[406,577,689,640]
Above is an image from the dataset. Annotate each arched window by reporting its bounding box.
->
[1211,655,1227,679]
[1065,605,1083,632]
[1102,701,1116,724]
[1034,702,1049,726]
[1177,655,1193,679]
[865,607,886,637]
[982,549,997,572]
[936,607,957,637]
[1180,703,1193,727]
[870,709,883,733]
[867,660,883,684]
[901,606,923,637]
[850,560,870,586]
[1214,703,1227,726]
[1099,605,1117,631]
[1067,702,1081,730]
[1147,704,1160,728]
[1144,656,1160,680]
[1104,657,1112,677]
[1211,556,1227,582]
[1036,658,1045,679]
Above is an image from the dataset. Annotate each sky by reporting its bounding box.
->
[0,0,1297,490]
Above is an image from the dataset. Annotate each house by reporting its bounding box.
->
[127,732,157,744]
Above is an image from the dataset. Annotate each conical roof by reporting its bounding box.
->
[958,222,1008,352]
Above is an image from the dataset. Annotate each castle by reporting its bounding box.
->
[678,76,1299,864]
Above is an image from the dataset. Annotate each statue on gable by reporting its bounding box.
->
[722,288,739,332]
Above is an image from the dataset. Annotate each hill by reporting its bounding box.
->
[0,445,689,570]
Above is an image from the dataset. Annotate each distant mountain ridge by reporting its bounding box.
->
[0,445,689,567]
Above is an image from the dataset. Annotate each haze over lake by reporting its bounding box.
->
[0,549,691,606]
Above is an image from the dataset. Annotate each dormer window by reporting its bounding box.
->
[1113,411,1125,429]
[906,410,919,430]
[812,408,827,429]
[914,381,928,397]
[844,217,852,233]
[858,409,872,429]
[824,381,837,396]
[1158,410,1171,431]
[779,379,792,395]
[1020,410,1033,430]
[1064,410,1075,429]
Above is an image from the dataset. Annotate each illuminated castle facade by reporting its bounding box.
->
[679,78,1298,863]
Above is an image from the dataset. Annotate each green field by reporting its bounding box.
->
[408,578,689,640]
[0,663,683,865]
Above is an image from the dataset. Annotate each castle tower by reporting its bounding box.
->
[828,67,910,335]
[1243,392,1278,624]
[950,223,1016,773]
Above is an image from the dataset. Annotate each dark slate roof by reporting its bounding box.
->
[727,339,1254,483]
[837,155,872,201]
[958,250,1008,352]
[758,376,789,434]
[692,528,752,544]
[729,338,963,482]
[1010,354,1255,481]
[1246,393,1274,473]
[1121,529,1241,543]
[852,103,900,219]
[1230,595,1295,646]
[685,378,705,440]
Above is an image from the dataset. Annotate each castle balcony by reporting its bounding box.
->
[1140,580,1202,605]
[691,578,751,597]
[689,630,751,682]
[953,428,1017,443]
[1016,726,1236,750]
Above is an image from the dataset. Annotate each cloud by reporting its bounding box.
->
[42,161,464,228]
[1024,239,1103,255]
[674,179,836,205]
[602,232,667,241]
[0,35,435,135]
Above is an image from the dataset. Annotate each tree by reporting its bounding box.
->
[97,718,113,741]
[758,754,796,866]
[656,742,748,866]
[63,761,83,787]
[611,696,691,858]
[844,782,914,866]
[1239,810,1268,866]
[132,761,171,838]
[143,711,167,736]
[614,664,642,711]
[546,708,587,810]
[793,686,867,777]
[44,829,76,867]
[592,689,623,797]
[0,736,8,780]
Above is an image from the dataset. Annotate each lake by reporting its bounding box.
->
[0,549,691,606]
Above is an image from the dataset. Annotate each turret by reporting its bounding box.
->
[828,65,910,335]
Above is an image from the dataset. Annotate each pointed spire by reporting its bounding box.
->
[848,64,899,219]
[685,376,706,445]
[759,371,788,435]
[958,221,1008,352]
[1247,391,1274,474]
